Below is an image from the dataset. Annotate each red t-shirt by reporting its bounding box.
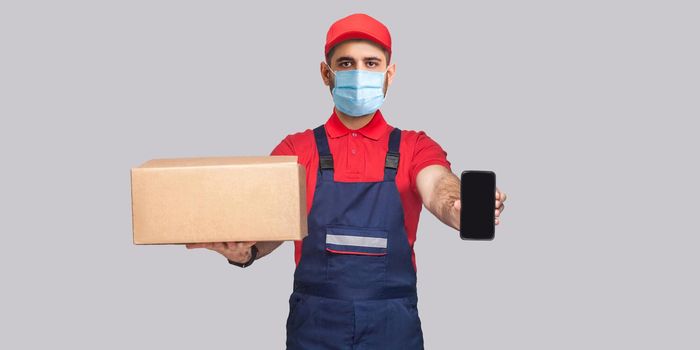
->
[270,109,451,271]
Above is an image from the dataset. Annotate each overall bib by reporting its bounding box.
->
[286,125,424,350]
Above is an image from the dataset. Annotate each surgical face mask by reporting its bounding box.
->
[326,63,388,117]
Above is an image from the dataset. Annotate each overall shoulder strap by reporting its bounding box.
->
[384,127,401,181]
[313,125,334,170]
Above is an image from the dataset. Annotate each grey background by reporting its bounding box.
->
[1,0,698,349]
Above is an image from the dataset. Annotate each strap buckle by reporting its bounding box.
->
[320,155,334,170]
[384,151,400,169]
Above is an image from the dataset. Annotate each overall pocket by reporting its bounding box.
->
[286,292,312,331]
[325,225,388,287]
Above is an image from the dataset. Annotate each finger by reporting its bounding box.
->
[215,242,230,252]
[227,241,255,250]
[495,217,500,225]
[495,188,500,200]
[224,242,242,250]
[206,242,227,254]
[453,199,461,211]
[185,243,209,249]
[501,191,507,202]
[240,241,257,249]
[495,199,501,208]
[496,203,505,215]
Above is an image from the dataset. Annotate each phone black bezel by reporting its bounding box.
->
[460,170,496,241]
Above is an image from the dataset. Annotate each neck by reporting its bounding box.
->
[335,108,375,130]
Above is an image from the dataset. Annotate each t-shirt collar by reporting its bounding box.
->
[324,109,387,141]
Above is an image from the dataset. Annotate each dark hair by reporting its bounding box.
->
[325,39,391,66]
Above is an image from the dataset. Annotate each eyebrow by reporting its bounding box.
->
[363,56,383,62]
[334,55,384,63]
[335,56,356,63]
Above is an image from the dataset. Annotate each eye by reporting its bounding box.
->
[366,61,378,68]
[339,61,352,68]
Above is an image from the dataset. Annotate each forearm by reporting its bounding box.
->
[426,171,461,230]
[254,240,284,259]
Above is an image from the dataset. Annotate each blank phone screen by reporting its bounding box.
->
[460,171,496,240]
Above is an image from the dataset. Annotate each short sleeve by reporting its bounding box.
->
[270,135,295,156]
[409,131,452,194]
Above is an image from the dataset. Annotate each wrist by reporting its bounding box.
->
[228,245,258,268]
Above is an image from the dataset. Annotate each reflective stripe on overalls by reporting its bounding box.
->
[286,125,424,350]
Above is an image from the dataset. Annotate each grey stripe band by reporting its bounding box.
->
[326,234,387,248]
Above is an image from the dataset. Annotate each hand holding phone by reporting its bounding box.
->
[460,170,496,240]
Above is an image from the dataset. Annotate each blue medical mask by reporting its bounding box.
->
[327,63,388,117]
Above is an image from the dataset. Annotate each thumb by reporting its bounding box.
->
[453,199,461,211]
[241,241,257,249]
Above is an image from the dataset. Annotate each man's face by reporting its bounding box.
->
[321,40,396,96]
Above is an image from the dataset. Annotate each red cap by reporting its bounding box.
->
[325,13,392,56]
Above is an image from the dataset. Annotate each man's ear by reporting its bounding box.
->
[320,61,332,86]
[386,63,396,88]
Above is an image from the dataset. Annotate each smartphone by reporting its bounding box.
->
[460,170,496,240]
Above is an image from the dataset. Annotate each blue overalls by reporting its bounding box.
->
[286,125,424,349]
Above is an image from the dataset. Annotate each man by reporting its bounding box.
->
[186,13,507,349]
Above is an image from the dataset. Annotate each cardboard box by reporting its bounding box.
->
[131,156,307,244]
